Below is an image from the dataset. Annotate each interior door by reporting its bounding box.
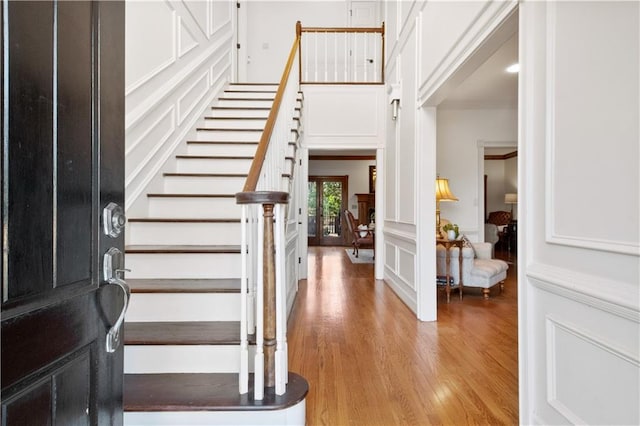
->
[308,176,348,246]
[1,2,125,424]
[349,0,379,81]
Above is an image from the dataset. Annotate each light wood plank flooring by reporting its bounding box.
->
[288,246,518,425]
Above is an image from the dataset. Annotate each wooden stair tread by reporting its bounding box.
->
[176,155,253,159]
[218,97,275,101]
[124,321,254,345]
[186,140,258,145]
[124,372,308,412]
[211,106,271,110]
[128,278,240,293]
[147,193,235,198]
[164,172,248,177]
[128,218,240,223]
[125,245,240,254]
[196,128,263,132]
[229,82,277,85]
[224,90,276,94]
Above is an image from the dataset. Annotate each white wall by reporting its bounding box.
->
[309,159,376,221]
[244,1,349,82]
[519,2,639,424]
[125,0,235,215]
[437,108,518,239]
[484,159,506,216]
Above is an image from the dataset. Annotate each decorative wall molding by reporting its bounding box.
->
[383,267,417,313]
[211,1,232,38]
[417,0,517,105]
[485,151,517,160]
[527,263,640,322]
[177,70,210,125]
[126,34,232,130]
[126,106,176,157]
[178,16,200,58]
[125,4,177,96]
[544,3,639,257]
[397,248,416,288]
[309,155,376,161]
[383,226,417,246]
[545,315,639,424]
[125,107,176,187]
[181,0,210,38]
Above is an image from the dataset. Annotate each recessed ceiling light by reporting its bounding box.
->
[506,63,520,73]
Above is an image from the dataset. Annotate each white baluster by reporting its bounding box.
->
[344,31,348,82]
[239,205,249,394]
[314,32,318,82]
[373,33,378,82]
[324,32,328,82]
[352,32,357,82]
[334,32,338,82]
[364,33,368,82]
[304,34,308,82]
[247,206,256,333]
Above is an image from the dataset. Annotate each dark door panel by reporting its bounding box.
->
[1,1,124,424]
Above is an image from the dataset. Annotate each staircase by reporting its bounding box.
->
[123,83,307,425]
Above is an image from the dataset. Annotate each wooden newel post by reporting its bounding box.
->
[262,203,277,388]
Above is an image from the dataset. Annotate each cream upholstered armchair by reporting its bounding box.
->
[436,241,509,299]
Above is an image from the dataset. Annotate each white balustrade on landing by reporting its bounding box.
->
[300,25,384,84]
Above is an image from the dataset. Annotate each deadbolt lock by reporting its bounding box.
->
[103,202,126,238]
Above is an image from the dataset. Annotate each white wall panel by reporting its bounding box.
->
[126,1,176,95]
[546,2,639,256]
[520,1,640,424]
[125,0,234,215]
[397,248,415,288]
[182,0,210,37]
[211,1,231,36]
[397,23,416,224]
[302,85,385,148]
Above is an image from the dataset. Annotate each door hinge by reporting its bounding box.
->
[237,2,240,8]
[237,43,241,49]
[299,159,302,166]
[299,207,302,215]
[298,257,301,264]
[350,9,352,17]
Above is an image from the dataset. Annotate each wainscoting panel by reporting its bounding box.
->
[125,0,234,216]
[302,85,385,148]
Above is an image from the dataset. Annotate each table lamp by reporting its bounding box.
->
[435,177,458,238]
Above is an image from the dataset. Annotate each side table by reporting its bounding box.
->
[436,238,464,303]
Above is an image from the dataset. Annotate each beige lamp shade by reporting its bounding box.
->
[504,193,518,204]
[435,178,458,201]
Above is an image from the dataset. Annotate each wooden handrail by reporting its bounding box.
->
[242,21,301,192]
[301,26,384,33]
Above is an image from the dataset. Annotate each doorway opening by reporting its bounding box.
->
[307,176,348,246]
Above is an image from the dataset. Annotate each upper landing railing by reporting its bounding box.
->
[299,22,385,84]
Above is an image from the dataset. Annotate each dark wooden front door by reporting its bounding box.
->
[1,2,125,424]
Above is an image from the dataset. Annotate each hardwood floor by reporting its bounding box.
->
[288,246,518,425]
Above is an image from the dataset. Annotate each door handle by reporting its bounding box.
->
[105,273,130,353]
[103,247,131,353]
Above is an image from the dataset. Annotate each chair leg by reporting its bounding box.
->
[482,288,490,299]
[352,243,356,256]
[355,245,359,258]
[500,281,505,292]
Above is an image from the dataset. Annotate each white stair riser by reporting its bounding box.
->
[215,99,273,108]
[126,252,240,279]
[126,293,240,322]
[164,176,245,194]
[128,222,240,246]
[222,91,276,99]
[196,130,262,142]
[124,401,306,426]
[186,143,257,157]
[208,109,270,118]
[177,158,253,173]
[148,197,241,218]
[200,118,266,129]
[228,84,279,91]
[124,345,255,374]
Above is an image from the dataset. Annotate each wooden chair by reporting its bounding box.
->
[486,211,512,250]
[344,210,373,258]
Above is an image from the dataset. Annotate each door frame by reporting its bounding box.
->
[307,175,349,247]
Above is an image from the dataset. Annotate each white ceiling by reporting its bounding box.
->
[439,33,518,109]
